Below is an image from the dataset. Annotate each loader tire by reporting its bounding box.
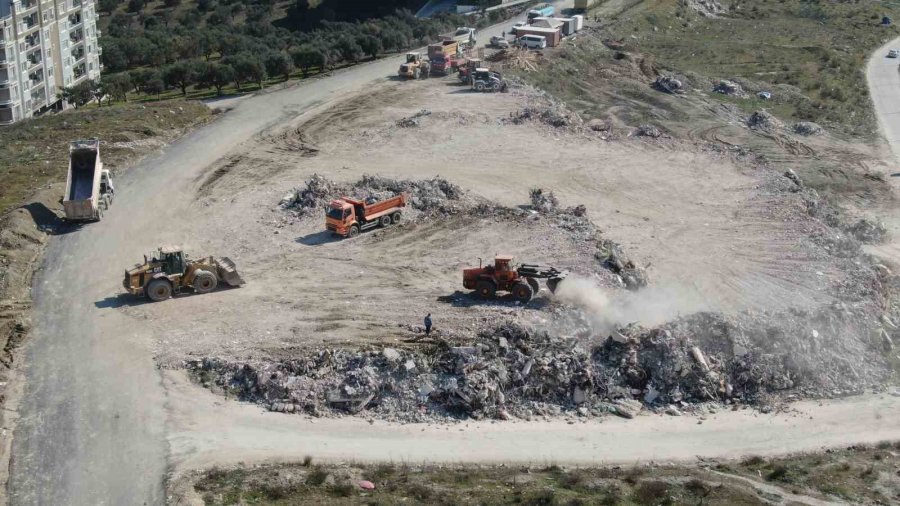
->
[380,215,392,228]
[348,225,359,238]
[512,282,533,303]
[413,68,420,79]
[95,206,103,222]
[391,212,402,224]
[475,280,496,299]
[526,278,540,296]
[475,82,485,92]
[193,270,218,294]
[147,279,172,302]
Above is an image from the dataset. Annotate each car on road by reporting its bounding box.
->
[490,36,510,49]
[889,49,899,58]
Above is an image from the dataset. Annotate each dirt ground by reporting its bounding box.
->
[107,77,868,369]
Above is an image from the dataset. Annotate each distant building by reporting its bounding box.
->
[0,0,102,125]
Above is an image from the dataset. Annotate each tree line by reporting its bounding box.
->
[88,0,506,101]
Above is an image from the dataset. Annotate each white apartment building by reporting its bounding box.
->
[0,0,101,125]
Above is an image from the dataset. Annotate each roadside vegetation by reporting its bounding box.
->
[0,102,210,216]
[191,443,900,505]
[78,0,524,104]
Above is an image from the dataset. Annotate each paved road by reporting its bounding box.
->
[6,5,564,505]
[866,36,900,165]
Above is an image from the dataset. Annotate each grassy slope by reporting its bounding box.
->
[0,101,210,216]
[192,443,900,505]
[623,0,900,135]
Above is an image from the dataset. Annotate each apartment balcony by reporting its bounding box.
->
[0,88,14,106]
[70,30,84,44]
[22,15,40,33]
[68,14,82,28]
[19,0,39,13]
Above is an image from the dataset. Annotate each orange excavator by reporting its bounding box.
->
[463,255,567,303]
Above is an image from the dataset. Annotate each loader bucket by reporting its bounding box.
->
[547,276,565,294]
[214,257,245,286]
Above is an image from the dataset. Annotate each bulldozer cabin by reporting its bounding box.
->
[326,193,408,238]
[123,246,244,302]
[463,255,567,303]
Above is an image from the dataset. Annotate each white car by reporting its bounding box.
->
[889,49,899,58]
[490,36,510,48]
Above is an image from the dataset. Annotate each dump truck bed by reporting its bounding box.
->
[63,139,103,221]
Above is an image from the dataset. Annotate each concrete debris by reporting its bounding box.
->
[586,118,610,132]
[680,0,726,17]
[792,122,824,136]
[652,75,684,94]
[846,218,887,244]
[596,239,648,290]
[396,109,432,128]
[713,80,744,96]
[783,169,802,191]
[612,398,642,419]
[506,106,577,128]
[746,110,783,131]
[529,188,559,213]
[635,125,662,138]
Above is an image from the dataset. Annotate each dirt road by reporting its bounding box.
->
[9,4,899,506]
[5,5,574,505]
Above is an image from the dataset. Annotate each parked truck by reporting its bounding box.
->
[527,4,555,22]
[63,139,114,222]
[326,193,408,238]
[428,40,460,75]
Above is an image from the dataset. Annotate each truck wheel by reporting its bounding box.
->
[512,282,534,303]
[413,68,420,79]
[146,279,172,302]
[476,280,496,298]
[95,206,103,222]
[193,270,218,294]
[391,212,402,224]
[380,215,392,228]
[527,278,540,296]
[348,225,359,238]
[475,82,485,91]
[492,82,501,92]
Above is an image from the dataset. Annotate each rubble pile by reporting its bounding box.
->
[279,174,342,216]
[635,124,663,138]
[746,110,783,131]
[652,75,684,94]
[804,192,887,246]
[713,80,745,97]
[505,106,579,128]
[396,109,432,128]
[596,239,648,290]
[846,218,888,244]
[188,304,893,422]
[680,0,726,17]
[529,188,559,213]
[792,122,824,136]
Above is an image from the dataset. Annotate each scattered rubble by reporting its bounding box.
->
[783,169,803,191]
[746,110,783,131]
[846,218,887,244]
[792,122,824,136]
[634,125,663,138]
[713,80,744,97]
[506,106,578,128]
[396,109,432,128]
[652,75,684,94]
[596,239,648,290]
[680,0,726,17]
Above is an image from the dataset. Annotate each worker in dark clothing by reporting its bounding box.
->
[502,30,506,38]
[424,313,432,336]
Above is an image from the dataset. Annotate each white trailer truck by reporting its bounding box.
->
[62,139,114,222]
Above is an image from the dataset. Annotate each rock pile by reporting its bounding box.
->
[713,80,744,97]
[652,75,684,94]
[792,122,824,136]
[746,110,783,131]
[188,303,894,422]
[506,106,577,128]
[596,239,648,290]
[635,125,662,138]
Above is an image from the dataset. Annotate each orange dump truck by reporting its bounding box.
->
[326,193,408,238]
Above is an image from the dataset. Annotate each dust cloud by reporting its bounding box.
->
[551,276,710,335]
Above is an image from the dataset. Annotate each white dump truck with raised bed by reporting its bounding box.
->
[62,139,114,222]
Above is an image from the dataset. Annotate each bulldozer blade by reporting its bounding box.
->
[215,257,245,286]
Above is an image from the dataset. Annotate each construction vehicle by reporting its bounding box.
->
[398,52,430,79]
[463,255,567,303]
[123,246,245,302]
[457,58,483,84]
[326,193,408,238]
[63,139,114,222]
[472,68,507,92]
[428,40,460,75]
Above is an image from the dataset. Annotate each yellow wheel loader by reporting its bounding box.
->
[123,245,244,302]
